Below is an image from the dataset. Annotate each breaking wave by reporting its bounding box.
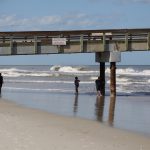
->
[0,68,51,77]
[106,67,150,76]
[50,65,98,76]
[0,66,149,77]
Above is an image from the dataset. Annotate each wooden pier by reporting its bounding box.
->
[0,28,150,96]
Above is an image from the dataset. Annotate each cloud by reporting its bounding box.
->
[0,13,117,31]
[0,15,61,31]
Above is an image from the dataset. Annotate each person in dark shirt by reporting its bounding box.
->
[0,73,3,93]
[74,76,80,93]
[95,76,102,96]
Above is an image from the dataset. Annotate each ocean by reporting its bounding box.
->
[0,65,150,136]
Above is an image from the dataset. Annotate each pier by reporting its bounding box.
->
[0,28,150,96]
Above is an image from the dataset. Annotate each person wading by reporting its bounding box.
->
[95,76,102,96]
[0,73,3,94]
[74,76,80,94]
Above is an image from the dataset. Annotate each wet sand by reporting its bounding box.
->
[0,98,150,150]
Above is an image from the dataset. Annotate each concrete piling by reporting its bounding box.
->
[110,62,116,97]
[100,62,105,96]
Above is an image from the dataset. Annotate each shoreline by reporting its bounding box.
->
[3,93,150,137]
[0,98,150,150]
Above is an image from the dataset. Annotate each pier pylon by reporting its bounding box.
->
[100,62,105,96]
[95,51,121,97]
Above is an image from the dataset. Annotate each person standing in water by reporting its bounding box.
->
[0,73,3,94]
[95,76,102,96]
[74,76,80,94]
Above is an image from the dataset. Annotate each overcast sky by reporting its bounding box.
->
[0,0,149,65]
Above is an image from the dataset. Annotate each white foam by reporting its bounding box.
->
[116,77,131,85]
[3,87,75,93]
[105,67,150,76]
[117,68,150,76]
[0,66,149,79]
[142,70,150,75]
[6,79,93,84]
[6,80,73,84]
[116,78,129,82]
[90,77,98,80]
[59,66,80,72]
[50,65,80,72]
[50,65,61,71]
[116,87,134,94]
[107,79,132,85]
[50,65,98,75]
[0,68,51,77]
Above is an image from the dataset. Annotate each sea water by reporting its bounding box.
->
[0,65,150,136]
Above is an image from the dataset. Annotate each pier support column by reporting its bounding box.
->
[100,62,105,96]
[95,51,121,97]
[110,62,116,97]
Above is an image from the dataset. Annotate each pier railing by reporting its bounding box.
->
[0,28,150,56]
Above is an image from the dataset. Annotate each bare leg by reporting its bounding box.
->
[75,86,78,93]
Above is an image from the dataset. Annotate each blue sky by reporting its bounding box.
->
[0,0,150,65]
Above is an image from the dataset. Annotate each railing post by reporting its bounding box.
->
[80,34,84,52]
[125,33,128,51]
[10,36,13,55]
[103,33,106,51]
[34,36,38,54]
[147,32,150,50]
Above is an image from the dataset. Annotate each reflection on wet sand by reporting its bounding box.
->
[73,94,116,125]
[95,96,116,126]
[108,96,116,126]
[73,94,78,115]
[95,96,105,122]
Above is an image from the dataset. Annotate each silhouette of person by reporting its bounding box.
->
[74,76,80,93]
[95,76,102,96]
[0,73,3,93]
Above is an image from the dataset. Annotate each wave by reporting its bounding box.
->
[0,66,98,77]
[0,66,149,78]
[50,65,84,72]
[106,68,150,76]
[50,65,98,76]
[51,66,150,76]
[0,68,52,77]
[6,79,93,84]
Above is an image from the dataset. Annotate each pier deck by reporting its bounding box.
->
[0,28,150,56]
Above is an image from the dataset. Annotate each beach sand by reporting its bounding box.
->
[0,98,150,150]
